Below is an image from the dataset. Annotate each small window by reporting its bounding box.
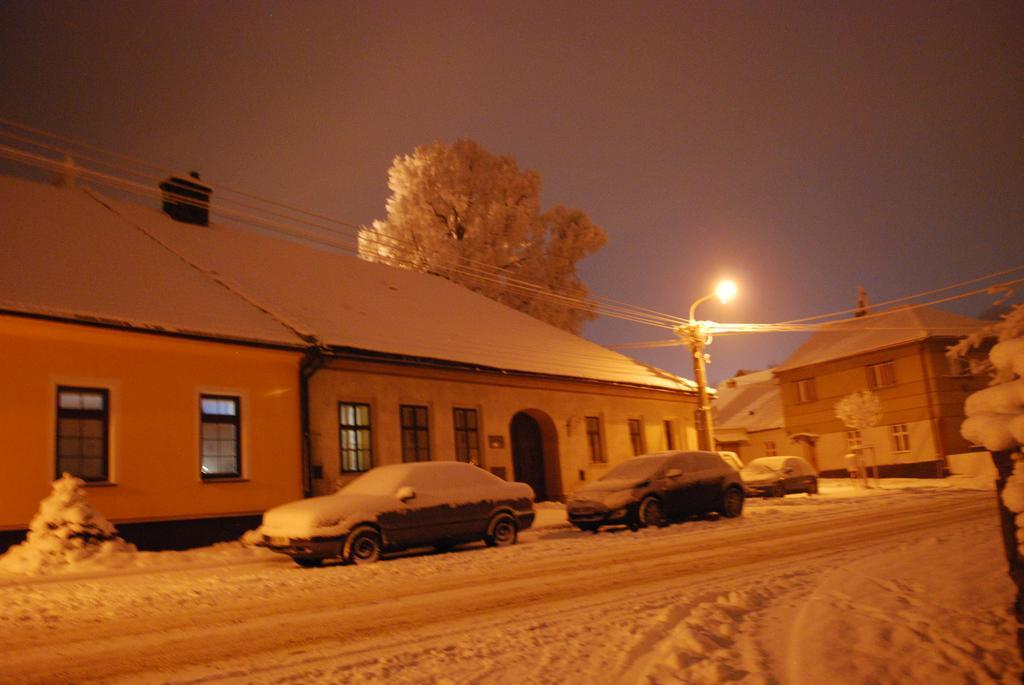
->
[200,395,240,478]
[401,405,430,462]
[339,402,373,473]
[847,430,862,451]
[867,361,896,389]
[664,419,676,450]
[628,418,644,456]
[56,387,109,481]
[890,424,910,453]
[453,408,481,465]
[585,416,605,463]
[794,378,817,404]
[764,441,777,457]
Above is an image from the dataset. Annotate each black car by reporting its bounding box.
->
[740,456,819,497]
[253,462,535,566]
[566,450,744,532]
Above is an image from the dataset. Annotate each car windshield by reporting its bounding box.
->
[742,462,780,475]
[339,466,410,497]
[599,457,666,482]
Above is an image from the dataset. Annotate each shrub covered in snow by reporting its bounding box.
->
[953,303,1024,550]
[0,473,135,575]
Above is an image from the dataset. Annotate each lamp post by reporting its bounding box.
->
[676,280,737,451]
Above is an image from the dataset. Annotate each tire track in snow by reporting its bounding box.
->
[0,494,993,684]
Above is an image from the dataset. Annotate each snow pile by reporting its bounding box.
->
[0,473,135,575]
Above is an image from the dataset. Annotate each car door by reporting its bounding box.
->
[781,458,802,493]
[378,474,454,549]
[660,454,702,517]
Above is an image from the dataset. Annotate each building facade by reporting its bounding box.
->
[0,172,699,550]
[773,308,989,476]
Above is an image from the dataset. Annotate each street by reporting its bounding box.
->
[0,482,1017,684]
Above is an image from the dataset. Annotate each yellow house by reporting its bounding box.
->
[774,307,989,476]
[0,175,306,550]
[1,172,701,548]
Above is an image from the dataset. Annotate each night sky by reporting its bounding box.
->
[2,1,1021,383]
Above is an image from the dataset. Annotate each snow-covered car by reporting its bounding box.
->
[253,462,535,566]
[740,456,818,497]
[718,450,744,471]
[566,450,744,532]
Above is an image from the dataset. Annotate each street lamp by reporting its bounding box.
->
[677,279,737,451]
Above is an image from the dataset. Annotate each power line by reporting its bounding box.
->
[0,123,689,329]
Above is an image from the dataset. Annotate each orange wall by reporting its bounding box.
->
[0,315,303,530]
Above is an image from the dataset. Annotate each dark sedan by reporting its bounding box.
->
[253,462,535,566]
[740,456,819,497]
[566,450,744,532]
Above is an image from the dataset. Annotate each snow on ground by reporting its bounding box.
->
[0,477,1019,684]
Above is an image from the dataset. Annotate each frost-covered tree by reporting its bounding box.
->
[950,303,1024,656]
[359,139,607,334]
[834,390,882,432]
[835,390,882,482]
[0,473,135,575]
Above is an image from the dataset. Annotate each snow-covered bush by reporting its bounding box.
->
[954,304,1024,549]
[0,473,135,575]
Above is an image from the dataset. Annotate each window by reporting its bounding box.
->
[890,424,910,453]
[339,402,373,472]
[56,387,109,481]
[200,395,240,478]
[764,441,777,457]
[847,430,862,451]
[628,418,644,456]
[794,378,817,404]
[867,361,896,389]
[585,416,605,463]
[664,419,675,450]
[453,408,481,464]
[400,405,430,462]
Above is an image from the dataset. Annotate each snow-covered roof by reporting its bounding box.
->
[0,175,694,392]
[775,307,986,372]
[713,370,783,433]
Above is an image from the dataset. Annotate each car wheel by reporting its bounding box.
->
[344,525,381,565]
[808,479,819,495]
[485,513,518,547]
[771,483,785,498]
[636,496,664,528]
[293,557,323,568]
[720,487,744,518]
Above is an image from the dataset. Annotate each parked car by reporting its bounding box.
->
[718,450,744,472]
[740,456,818,497]
[253,462,535,566]
[566,450,745,532]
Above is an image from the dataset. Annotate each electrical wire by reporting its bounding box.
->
[0,119,691,328]
[0,126,689,330]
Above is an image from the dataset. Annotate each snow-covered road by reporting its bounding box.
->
[1,481,1020,684]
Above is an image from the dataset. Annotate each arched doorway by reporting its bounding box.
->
[510,410,560,501]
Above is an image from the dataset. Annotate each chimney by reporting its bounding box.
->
[159,171,212,226]
[854,286,870,318]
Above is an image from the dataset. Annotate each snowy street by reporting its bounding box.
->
[2,480,1020,684]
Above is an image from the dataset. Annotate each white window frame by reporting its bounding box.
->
[890,424,911,453]
[867,361,896,389]
[794,378,816,404]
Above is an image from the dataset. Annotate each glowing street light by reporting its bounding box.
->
[678,279,738,451]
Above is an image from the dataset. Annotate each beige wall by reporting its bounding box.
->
[0,315,304,531]
[308,357,699,500]
[777,339,985,472]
